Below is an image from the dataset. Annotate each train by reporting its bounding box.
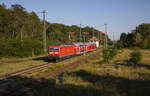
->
[48,42,97,61]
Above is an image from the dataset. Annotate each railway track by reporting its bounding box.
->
[0,62,53,80]
[0,49,101,96]
[41,52,100,78]
[0,48,101,80]
[0,55,80,80]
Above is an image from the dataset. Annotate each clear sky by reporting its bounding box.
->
[1,0,150,40]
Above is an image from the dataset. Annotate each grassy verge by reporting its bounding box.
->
[2,49,149,96]
[0,54,47,63]
[0,48,102,76]
[28,49,150,96]
[0,60,46,75]
[0,54,49,75]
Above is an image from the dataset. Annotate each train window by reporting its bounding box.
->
[49,47,59,51]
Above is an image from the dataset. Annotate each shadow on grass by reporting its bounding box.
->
[119,62,150,70]
[134,72,150,80]
[68,69,150,96]
[0,76,56,96]
[1,70,150,96]
[32,56,72,63]
[0,76,104,96]
[135,63,150,69]
[32,56,52,62]
[98,60,105,64]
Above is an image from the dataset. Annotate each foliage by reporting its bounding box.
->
[134,33,143,47]
[115,41,123,49]
[0,39,43,57]
[103,47,118,63]
[103,49,110,63]
[0,4,110,57]
[119,23,150,49]
[129,51,141,65]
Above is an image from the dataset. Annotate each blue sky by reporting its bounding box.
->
[1,0,150,40]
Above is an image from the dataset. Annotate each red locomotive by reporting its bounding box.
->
[48,42,97,61]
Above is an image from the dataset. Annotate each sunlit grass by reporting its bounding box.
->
[139,49,150,65]
[14,48,150,96]
[0,60,45,75]
[0,48,102,76]
[51,48,150,96]
[1,48,150,96]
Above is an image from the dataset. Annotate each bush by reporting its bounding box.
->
[103,47,118,63]
[115,41,123,49]
[103,49,111,63]
[130,51,141,65]
[110,47,118,58]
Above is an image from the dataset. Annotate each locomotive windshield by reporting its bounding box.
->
[49,47,59,51]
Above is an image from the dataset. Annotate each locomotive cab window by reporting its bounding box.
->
[49,47,59,51]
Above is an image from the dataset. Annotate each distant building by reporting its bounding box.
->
[89,36,99,47]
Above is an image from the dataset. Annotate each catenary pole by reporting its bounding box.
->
[84,32,86,56]
[42,10,46,53]
[79,24,82,42]
[113,32,114,46]
[97,31,99,41]
[92,27,94,37]
[105,24,107,49]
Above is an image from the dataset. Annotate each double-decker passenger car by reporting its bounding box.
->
[48,42,97,61]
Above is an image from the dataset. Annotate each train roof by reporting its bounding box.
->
[48,42,96,47]
[48,43,74,47]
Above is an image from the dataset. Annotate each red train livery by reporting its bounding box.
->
[48,42,97,61]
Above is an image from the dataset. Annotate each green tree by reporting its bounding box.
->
[136,23,150,38]
[147,35,150,49]
[0,3,110,58]
[142,38,148,49]
[134,33,143,47]
[120,33,127,47]
[119,23,150,48]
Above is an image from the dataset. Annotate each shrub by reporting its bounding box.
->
[103,49,111,63]
[110,47,118,58]
[130,51,141,65]
[115,41,123,49]
[103,47,118,63]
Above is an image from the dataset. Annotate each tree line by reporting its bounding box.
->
[0,4,107,57]
[118,23,150,49]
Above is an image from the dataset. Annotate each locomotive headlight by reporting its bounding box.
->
[49,52,53,54]
[55,52,58,54]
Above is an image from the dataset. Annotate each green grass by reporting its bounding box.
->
[0,60,46,75]
[28,48,150,96]
[0,48,101,76]
[0,54,47,63]
[1,49,150,96]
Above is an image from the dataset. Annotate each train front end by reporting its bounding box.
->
[48,46,60,60]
